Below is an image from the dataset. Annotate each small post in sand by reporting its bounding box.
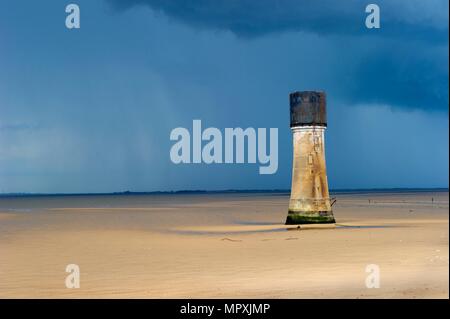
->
[286,91,336,225]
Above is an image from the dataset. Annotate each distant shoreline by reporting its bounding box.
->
[0,188,448,198]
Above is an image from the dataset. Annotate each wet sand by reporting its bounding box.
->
[0,191,448,298]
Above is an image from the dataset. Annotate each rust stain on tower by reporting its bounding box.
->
[286,91,336,225]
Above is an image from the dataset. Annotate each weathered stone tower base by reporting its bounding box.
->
[285,212,335,225]
[286,91,335,225]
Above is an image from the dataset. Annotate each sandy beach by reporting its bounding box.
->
[0,191,448,298]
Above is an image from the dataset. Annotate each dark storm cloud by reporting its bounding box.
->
[108,0,448,41]
[108,0,449,112]
[1,0,448,193]
[348,47,449,111]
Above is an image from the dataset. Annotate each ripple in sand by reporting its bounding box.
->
[170,222,394,236]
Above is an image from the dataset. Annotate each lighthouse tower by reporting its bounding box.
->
[286,91,335,225]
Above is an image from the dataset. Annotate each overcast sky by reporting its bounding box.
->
[0,0,448,193]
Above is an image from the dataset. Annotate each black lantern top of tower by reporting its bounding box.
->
[290,91,327,127]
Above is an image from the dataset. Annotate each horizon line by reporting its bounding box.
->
[0,187,448,197]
